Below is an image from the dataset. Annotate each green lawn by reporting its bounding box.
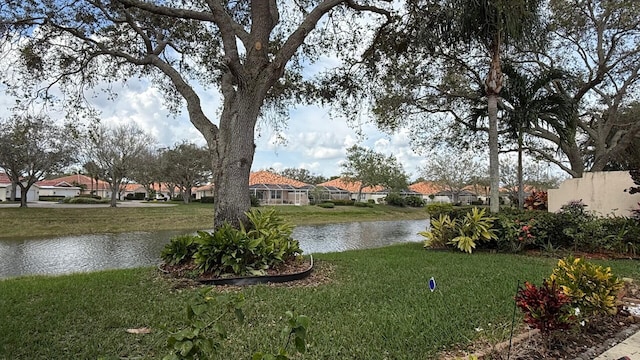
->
[0,203,428,239]
[1,243,638,359]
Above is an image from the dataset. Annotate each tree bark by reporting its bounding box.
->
[17,184,28,208]
[486,42,503,214]
[517,131,524,209]
[487,93,500,213]
[210,90,261,228]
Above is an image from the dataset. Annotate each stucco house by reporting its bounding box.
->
[49,174,112,199]
[409,181,446,202]
[318,178,384,202]
[0,173,39,202]
[249,170,310,205]
[35,179,81,199]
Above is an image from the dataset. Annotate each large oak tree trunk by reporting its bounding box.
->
[211,90,261,229]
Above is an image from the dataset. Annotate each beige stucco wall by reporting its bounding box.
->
[548,171,640,217]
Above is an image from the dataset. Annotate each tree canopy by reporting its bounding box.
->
[341,145,409,200]
[1,0,393,227]
[0,115,77,207]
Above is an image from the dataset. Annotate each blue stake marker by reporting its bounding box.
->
[429,277,436,292]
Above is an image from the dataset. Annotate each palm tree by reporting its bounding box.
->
[500,61,572,208]
[447,0,544,213]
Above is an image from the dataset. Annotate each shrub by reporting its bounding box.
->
[404,195,425,207]
[515,280,575,336]
[63,196,109,204]
[367,199,375,204]
[425,203,454,217]
[161,234,199,266]
[420,214,455,249]
[38,195,65,202]
[384,192,405,207]
[200,196,215,203]
[515,280,575,337]
[524,191,548,210]
[330,199,355,206]
[420,207,497,253]
[317,202,334,208]
[250,194,260,207]
[549,257,623,319]
[494,215,537,253]
[193,208,302,276]
[470,199,484,205]
[354,201,372,207]
[449,207,497,253]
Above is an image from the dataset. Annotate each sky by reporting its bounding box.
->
[0,75,429,181]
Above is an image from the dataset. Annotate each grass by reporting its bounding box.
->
[0,203,428,239]
[1,242,638,359]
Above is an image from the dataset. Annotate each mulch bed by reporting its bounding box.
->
[444,280,640,359]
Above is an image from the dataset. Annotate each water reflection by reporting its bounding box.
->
[0,219,429,279]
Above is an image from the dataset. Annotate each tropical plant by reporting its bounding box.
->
[252,310,310,360]
[193,209,302,276]
[449,207,498,253]
[549,257,623,320]
[515,280,575,336]
[164,290,245,360]
[161,234,199,266]
[524,191,548,210]
[420,214,456,249]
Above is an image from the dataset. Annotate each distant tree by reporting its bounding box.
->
[0,115,77,207]
[159,142,211,204]
[421,151,485,204]
[341,145,409,201]
[277,168,327,185]
[85,123,154,207]
[129,149,162,199]
[82,161,102,195]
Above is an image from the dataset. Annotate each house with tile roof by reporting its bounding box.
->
[408,181,450,202]
[49,174,113,199]
[249,170,311,205]
[318,177,388,203]
[194,184,214,200]
[35,179,81,199]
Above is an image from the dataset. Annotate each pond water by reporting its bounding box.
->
[0,219,429,279]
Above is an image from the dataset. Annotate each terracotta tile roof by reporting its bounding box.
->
[249,170,308,187]
[194,184,214,191]
[51,174,111,190]
[36,180,75,187]
[318,177,384,193]
[0,172,12,184]
[121,183,146,192]
[409,181,445,195]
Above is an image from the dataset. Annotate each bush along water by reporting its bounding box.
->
[420,207,497,253]
[420,201,640,256]
[161,208,303,277]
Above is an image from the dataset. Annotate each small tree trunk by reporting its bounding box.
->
[488,93,500,214]
[517,131,524,209]
[10,180,17,201]
[109,182,118,207]
[18,184,28,208]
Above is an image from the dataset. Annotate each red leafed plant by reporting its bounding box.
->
[524,191,548,210]
[515,280,575,335]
